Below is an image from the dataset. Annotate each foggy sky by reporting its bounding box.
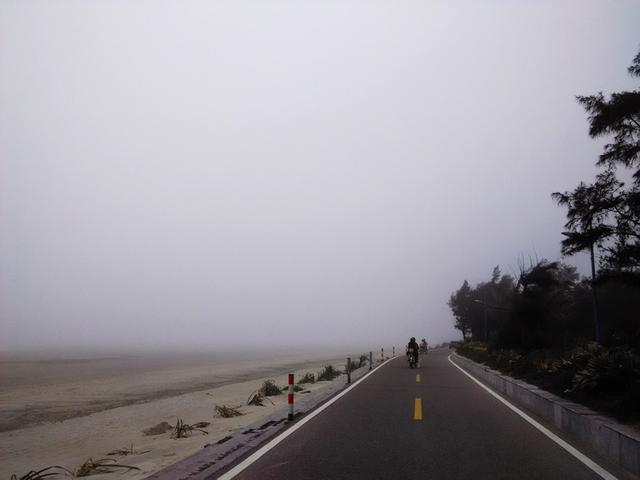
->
[1,0,639,351]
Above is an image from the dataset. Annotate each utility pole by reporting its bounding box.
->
[590,243,601,343]
[483,291,488,342]
[474,296,489,343]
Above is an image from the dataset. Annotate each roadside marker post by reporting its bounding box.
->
[287,373,294,421]
[369,351,373,370]
[346,357,351,384]
[381,348,384,363]
[392,346,395,357]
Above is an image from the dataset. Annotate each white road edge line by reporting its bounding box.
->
[216,358,395,479]
[447,354,617,480]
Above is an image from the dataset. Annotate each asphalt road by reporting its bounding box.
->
[226,349,617,480]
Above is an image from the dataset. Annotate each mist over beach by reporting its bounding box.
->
[0,347,365,431]
[1,0,639,478]
[4,0,637,356]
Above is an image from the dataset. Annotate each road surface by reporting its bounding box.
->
[222,349,621,480]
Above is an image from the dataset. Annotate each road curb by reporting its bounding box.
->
[450,352,640,478]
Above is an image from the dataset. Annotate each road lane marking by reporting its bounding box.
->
[447,355,617,480]
[414,397,423,420]
[217,357,396,479]
[416,373,421,382]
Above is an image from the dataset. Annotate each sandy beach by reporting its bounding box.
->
[0,349,365,479]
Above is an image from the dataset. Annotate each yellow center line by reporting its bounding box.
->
[416,373,421,383]
[414,397,423,420]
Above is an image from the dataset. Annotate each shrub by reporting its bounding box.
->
[171,419,209,438]
[456,341,640,421]
[317,365,340,381]
[75,459,139,477]
[259,379,282,396]
[298,372,316,384]
[11,466,72,480]
[280,384,305,393]
[215,405,243,418]
[247,391,265,406]
[345,360,356,373]
[570,347,640,393]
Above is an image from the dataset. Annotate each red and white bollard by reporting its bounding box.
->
[288,373,294,421]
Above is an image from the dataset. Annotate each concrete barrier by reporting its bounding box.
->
[451,353,640,478]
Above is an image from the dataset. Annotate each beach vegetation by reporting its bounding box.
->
[10,466,72,480]
[192,421,210,428]
[317,365,341,381]
[297,372,315,384]
[247,391,265,406]
[259,379,282,396]
[75,458,140,476]
[346,356,367,373]
[247,391,275,406]
[171,419,209,439]
[107,444,150,456]
[281,384,304,392]
[214,404,243,418]
[455,341,640,421]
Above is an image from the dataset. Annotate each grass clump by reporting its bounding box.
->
[259,379,283,396]
[346,355,367,373]
[107,444,150,456]
[11,466,72,480]
[317,365,341,381]
[298,372,316,384]
[247,391,265,406]
[171,419,209,439]
[215,404,243,418]
[75,458,139,477]
[281,384,304,393]
[247,391,275,406]
[358,354,368,367]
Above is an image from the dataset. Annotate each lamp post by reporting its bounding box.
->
[589,243,601,343]
[473,298,489,341]
[473,297,511,342]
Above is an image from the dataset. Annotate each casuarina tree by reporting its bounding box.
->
[554,48,640,275]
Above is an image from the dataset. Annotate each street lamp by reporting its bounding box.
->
[473,298,489,342]
[473,298,512,343]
